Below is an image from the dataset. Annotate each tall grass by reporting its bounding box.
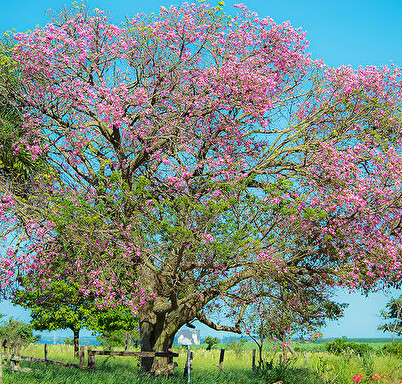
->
[0,343,400,384]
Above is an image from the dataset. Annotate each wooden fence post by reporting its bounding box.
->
[218,349,225,372]
[87,347,95,369]
[252,349,256,371]
[79,346,85,368]
[44,344,48,366]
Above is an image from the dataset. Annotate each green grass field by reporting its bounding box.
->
[1,341,401,384]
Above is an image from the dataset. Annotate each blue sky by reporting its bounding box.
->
[1,0,402,340]
[2,0,402,68]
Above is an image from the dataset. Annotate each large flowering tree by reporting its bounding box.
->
[1,2,402,373]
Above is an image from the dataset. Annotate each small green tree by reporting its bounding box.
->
[14,275,139,357]
[378,295,402,340]
[204,336,219,351]
[14,277,92,358]
[0,318,39,346]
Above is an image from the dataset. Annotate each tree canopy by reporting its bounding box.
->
[1,2,402,373]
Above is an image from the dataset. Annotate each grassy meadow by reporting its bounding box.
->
[0,340,401,384]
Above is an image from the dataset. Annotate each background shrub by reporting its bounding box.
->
[381,340,402,357]
[325,337,373,356]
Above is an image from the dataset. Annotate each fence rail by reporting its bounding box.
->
[88,350,179,357]
[87,347,178,369]
[3,354,81,369]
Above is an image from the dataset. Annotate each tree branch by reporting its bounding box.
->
[196,313,241,334]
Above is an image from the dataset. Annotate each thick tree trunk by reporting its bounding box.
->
[73,329,80,359]
[139,309,179,375]
[136,266,185,375]
[139,309,162,372]
[151,329,176,375]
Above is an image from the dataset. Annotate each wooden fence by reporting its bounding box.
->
[1,341,178,373]
[2,341,81,370]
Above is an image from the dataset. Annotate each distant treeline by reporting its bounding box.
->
[36,335,401,346]
[318,338,401,344]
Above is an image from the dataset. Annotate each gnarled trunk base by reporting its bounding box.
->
[139,311,179,375]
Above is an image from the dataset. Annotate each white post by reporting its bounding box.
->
[187,345,191,383]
